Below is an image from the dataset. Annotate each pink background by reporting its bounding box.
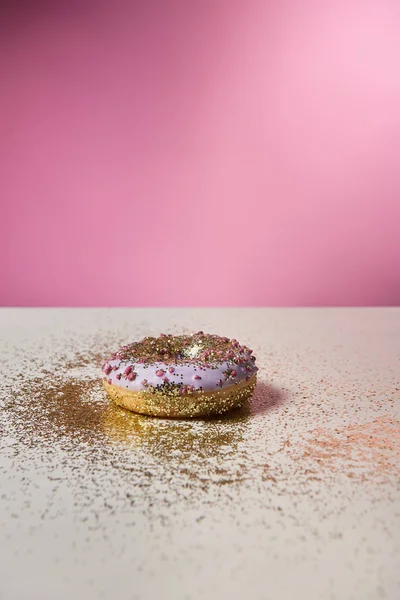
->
[1,0,400,306]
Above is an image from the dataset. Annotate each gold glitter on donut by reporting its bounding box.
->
[103,375,257,418]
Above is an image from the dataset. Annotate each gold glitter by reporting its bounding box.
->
[102,402,251,462]
[110,332,253,367]
[4,376,105,447]
[103,376,257,418]
[2,349,253,467]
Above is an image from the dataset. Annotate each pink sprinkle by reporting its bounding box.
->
[217,379,223,387]
[113,365,118,371]
[160,333,166,337]
[162,377,169,384]
[248,349,253,354]
[231,370,237,377]
[108,378,112,385]
[116,373,122,380]
[168,367,175,373]
[205,364,211,369]
[180,386,188,395]
[197,331,204,335]
[194,374,202,380]
[104,365,112,375]
[127,372,136,381]
[124,366,132,375]
[156,369,165,377]
[188,385,195,392]
[137,358,144,364]
[247,365,253,372]
[142,379,148,387]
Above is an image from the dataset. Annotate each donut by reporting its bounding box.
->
[102,332,258,418]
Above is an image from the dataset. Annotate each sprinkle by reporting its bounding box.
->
[156,369,165,377]
[168,367,175,373]
[162,377,169,384]
[194,375,202,380]
[104,365,112,375]
[127,372,136,381]
[124,366,132,375]
[108,378,112,385]
[116,373,122,380]
[231,370,237,377]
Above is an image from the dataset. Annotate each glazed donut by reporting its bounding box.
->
[102,332,258,418]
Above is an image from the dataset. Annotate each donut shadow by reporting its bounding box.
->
[202,380,288,424]
[250,381,288,416]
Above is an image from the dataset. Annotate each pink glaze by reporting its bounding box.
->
[102,333,258,394]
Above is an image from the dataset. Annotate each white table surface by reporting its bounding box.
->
[0,308,399,600]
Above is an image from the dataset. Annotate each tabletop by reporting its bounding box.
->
[0,308,399,600]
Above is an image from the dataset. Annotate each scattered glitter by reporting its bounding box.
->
[1,309,399,600]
